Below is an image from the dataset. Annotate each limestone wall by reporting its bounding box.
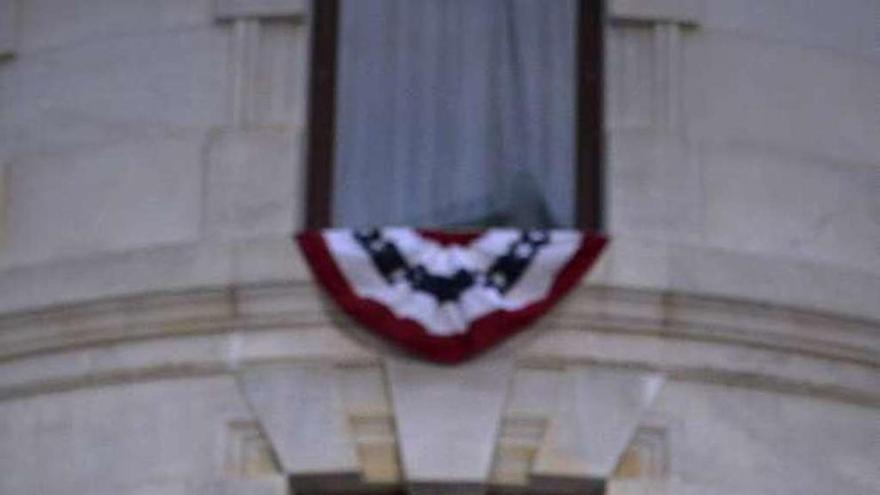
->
[0,284,877,494]
[1,0,878,320]
[603,0,880,319]
[0,0,310,311]
[0,1,878,494]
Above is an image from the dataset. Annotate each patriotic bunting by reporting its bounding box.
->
[296,228,607,363]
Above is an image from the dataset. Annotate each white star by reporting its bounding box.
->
[515,243,533,258]
[527,230,547,242]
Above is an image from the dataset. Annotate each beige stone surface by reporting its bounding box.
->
[700,0,879,60]
[534,368,665,479]
[204,128,305,240]
[239,363,360,475]
[387,356,513,485]
[0,280,875,492]
[5,134,205,266]
[0,1,878,493]
[626,381,880,495]
[1,30,227,159]
[610,0,703,25]
[0,0,15,58]
[214,0,308,21]
[14,0,213,55]
[0,376,255,494]
[0,0,876,324]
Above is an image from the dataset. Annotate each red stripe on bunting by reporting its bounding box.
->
[417,230,483,246]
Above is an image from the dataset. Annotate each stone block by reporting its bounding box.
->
[586,235,672,290]
[231,235,304,283]
[205,128,305,240]
[239,363,360,475]
[0,376,253,494]
[607,131,704,242]
[5,134,204,266]
[700,144,880,274]
[0,239,234,314]
[386,356,513,485]
[0,233,310,315]
[534,367,665,479]
[504,367,567,417]
[214,0,308,20]
[683,32,880,166]
[339,366,401,483]
[15,0,213,54]
[701,0,879,60]
[650,381,880,494]
[668,243,880,321]
[0,28,227,158]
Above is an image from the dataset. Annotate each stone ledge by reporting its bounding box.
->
[0,332,877,425]
[1,282,877,367]
[0,283,877,406]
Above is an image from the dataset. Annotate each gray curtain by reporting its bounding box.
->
[333,0,576,228]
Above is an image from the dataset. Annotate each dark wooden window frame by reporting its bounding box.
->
[305,0,605,231]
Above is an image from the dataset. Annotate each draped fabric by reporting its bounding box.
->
[297,229,607,363]
[334,0,577,228]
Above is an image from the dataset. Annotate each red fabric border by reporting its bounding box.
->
[295,230,608,364]
[416,229,483,246]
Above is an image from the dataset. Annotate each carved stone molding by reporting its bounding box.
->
[0,282,876,492]
[387,357,513,486]
[215,0,310,128]
[0,282,877,406]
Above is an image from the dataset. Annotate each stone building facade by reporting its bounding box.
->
[0,0,878,494]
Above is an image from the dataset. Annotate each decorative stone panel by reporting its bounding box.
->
[239,362,402,491]
[239,364,361,476]
[612,426,669,480]
[340,365,402,485]
[491,365,665,486]
[386,357,512,489]
[204,0,310,239]
[217,0,309,127]
[606,18,692,133]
